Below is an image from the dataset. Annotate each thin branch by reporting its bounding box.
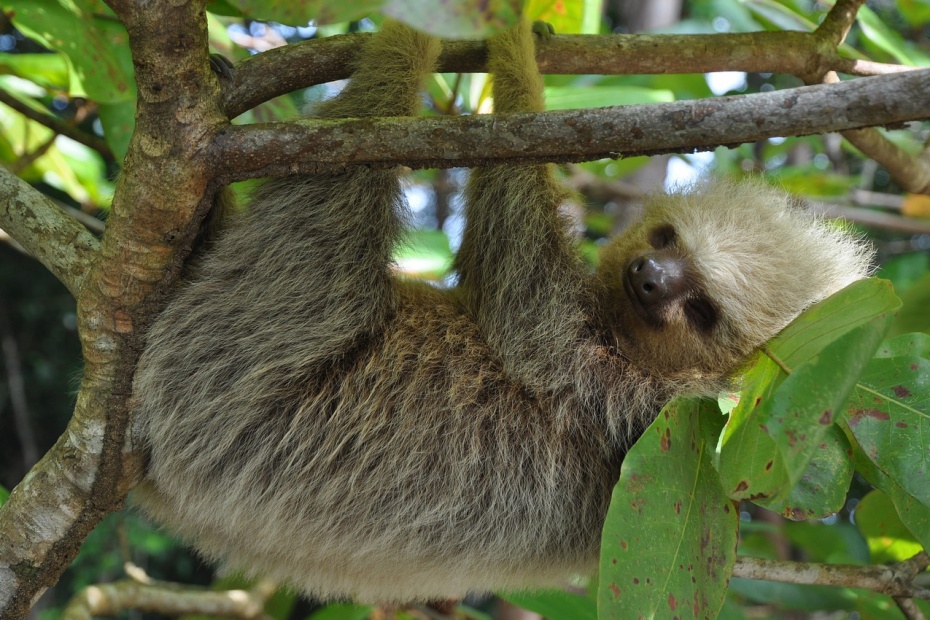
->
[0,91,113,159]
[809,200,930,234]
[840,126,930,193]
[213,68,930,180]
[0,301,39,471]
[0,165,99,296]
[62,580,275,620]
[222,30,918,118]
[733,552,930,600]
[811,1,930,193]
[816,0,866,46]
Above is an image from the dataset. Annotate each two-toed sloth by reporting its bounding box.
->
[132,21,872,602]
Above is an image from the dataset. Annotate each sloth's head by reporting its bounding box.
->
[596,178,873,391]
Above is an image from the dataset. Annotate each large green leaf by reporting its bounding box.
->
[844,354,930,507]
[599,399,736,619]
[719,279,899,504]
[855,489,925,564]
[7,0,135,103]
[847,431,930,551]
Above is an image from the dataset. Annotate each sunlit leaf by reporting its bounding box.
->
[525,0,604,35]
[395,229,453,280]
[7,0,135,103]
[855,489,925,564]
[599,399,736,619]
[0,53,69,91]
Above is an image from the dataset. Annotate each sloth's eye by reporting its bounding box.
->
[685,298,717,333]
[649,225,677,249]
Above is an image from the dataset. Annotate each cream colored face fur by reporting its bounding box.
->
[132,22,873,603]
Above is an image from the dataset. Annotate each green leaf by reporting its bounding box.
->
[888,273,930,337]
[755,424,853,520]
[766,279,899,366]
[847,433,930,551]
[525,0,605,35]
[855,489,925,564]
[899,0,930,27]
[856,6,930,66]
[0,53,69,91]
[758,317,885,491]
[98,100,137,162]
[599,399,737,619]
[719,279,899,503]
[844,355,930,507]
[394,229,453,280]
[0,485,8,506]
[7,0,135,103]
[875,333,930,359]
[502,589,596,620]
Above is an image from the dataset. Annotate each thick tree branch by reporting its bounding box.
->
[222,30,915,118]
[0,0,222,615]
[733,552,930,602]
[0,165,99,296]
[214,68,930,180]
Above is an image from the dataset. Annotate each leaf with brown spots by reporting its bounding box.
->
[843,348,930,507]
[598,399,736,620]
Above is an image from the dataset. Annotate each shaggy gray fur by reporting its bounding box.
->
[133,22,872,602]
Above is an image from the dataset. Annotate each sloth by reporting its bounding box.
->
[132,21,872,603]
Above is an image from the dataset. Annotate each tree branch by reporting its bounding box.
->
[0,0,222,616]
[214,68,930,180]
[62,580,275,620]
[733,552,930,601]
[222,29,917,118]
[0,91,113,159]
[0,165,99,296]
[806,0,930,194]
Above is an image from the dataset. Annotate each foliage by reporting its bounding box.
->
[1,0,928,618]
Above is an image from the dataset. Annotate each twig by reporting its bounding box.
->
[0,90,113,159]
[733,552,930,601]
[0,301,39,471]
[61,579,275,620]
[810,0,930,193]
